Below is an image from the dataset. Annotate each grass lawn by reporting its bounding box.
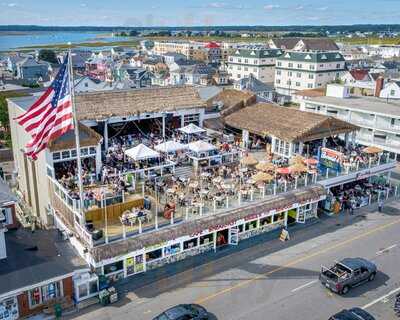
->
[19,39,140,50]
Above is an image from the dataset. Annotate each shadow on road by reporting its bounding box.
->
[339,270,391,298]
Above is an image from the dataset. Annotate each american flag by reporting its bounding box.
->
[16,53,74,160]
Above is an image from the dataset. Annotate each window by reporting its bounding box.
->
[297,64,302,68]
[80,148,88,156]
[29,281,62,308]
[297,72,301,78]
[89,147,96,155]
[308,74,314,79]
[237,74,241,78]
[104,260,124,274]
[61,150,70,159]
[276,79,281,84]
[287,80,292,86]
[244,67,248,71]
[52,152,60,160]
[336,63,341,68]
[183,238,198,250]
[200,233,214,245]
[288,63,293,68]
[164,243,181,256]
[288,71,293,77]
[307,83,313,88]
[309,65,315,70]
[238,58,242,63]
[245,220,258,231]
[277,61,282,66]
[273,212,285,222]
[260,216,272,226]
[244,59,248,63]
[296,82,300,87]
[146,248,163,261]
[237,66,241,71]
[391,89,396,96]
[276,70,281,75]
[253,68,257,72]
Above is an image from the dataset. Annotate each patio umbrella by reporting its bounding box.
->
[240,154,258,166]
[276,167,291,175]
[304,158,319,166]
[362,146,383,154]
[255,161,276,172]
[289,163,308,174]
[289,155,305,165]
[251,172,274,183]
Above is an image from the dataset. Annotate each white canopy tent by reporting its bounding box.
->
[155,140,188,153]
[124,143,160,161]
[188,140,217,154]
[178,123,206,135]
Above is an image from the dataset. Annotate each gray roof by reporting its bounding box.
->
[278,51,344,63]
[232,48,283,59]
[17,57,49,68]
[269,38,300,50]
[306,95,400,117]
[296,38,339,51]
[197,86,223,101]
[0,229,87,296]
[236,74,274,92]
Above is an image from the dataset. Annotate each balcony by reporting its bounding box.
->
[50,149,396,249]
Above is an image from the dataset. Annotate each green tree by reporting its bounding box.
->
[0,96,9,133]
[38,49,58,64]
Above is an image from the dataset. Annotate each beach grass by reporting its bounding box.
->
[19,39,140,50]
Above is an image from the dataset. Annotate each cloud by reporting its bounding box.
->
[317,6,328,11]
[80,3,87,7]
[203,2,250,10]
[7,2,17,7]
[295,5,304,10]
[264,4,280,10]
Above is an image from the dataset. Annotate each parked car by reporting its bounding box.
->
[153,304,209,320]
[319,258,377,295]
[329,307,376,320]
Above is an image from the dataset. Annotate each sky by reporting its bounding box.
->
[0,0,400,26]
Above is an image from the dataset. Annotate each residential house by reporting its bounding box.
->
[162,52,187,65]
[152,40,204,60]
[170,63,215,86]
[340,69,378,96]
[380,81,400,100]
[267,38,299,50]
[151,71,171,87]
[234,74,275,101]
[85,53,112,82]
[227,46,283,83]
[6,55,25,75]
[203,42,222,64]
[15,57,50,82]
[212,69,230,86]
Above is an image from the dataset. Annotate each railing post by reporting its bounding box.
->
[273,183,277,195]
[305,174,308,186]
[213,200,216,213]
[185,207,189,220]
[294,177,298,189]
[326,168,329,179]
[170,210,174,225]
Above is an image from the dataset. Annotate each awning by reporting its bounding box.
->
[124,143,160,161]
[155,140,188,153]
[179,123,206,135]
[188,140,216,153]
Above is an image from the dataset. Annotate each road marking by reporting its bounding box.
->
[195,218,400,305]
[291,280,318,293]
[362,286,400,309]
[376,244,397,255]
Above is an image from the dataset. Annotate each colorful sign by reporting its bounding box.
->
[318,147,343,172]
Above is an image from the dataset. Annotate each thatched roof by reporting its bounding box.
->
[224,103,359,143]
[75,86,206,121]
[48,123,102,152]
[90,185,326,262]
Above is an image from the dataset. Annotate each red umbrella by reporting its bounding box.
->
[304,158,318,166]
[276,167,291,175]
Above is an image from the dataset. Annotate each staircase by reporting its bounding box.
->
[174,165,194,180]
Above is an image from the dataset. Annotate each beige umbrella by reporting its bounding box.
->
[251,172,274,183]
[240,154,258,166]
[289,162,308,174]
[290,155,306,165]
[256,161,276,172]
[362,146,383,154]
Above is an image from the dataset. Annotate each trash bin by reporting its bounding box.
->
[54,303,62,318]
[99,290,110,306]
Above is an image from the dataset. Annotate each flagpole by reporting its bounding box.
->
[67,48,85,224]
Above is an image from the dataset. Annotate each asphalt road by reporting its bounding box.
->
[70,200,400,320]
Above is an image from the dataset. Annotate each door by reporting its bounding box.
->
[229,226,239,245]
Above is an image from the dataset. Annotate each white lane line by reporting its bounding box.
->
[291,280,318,293]
[376,244,398,255]
[362,286,400,309]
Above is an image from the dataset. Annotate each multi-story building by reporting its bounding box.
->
[152,40,204,60]
[274,51,346,95]
[300,84,400,160]
[227,46,284,83]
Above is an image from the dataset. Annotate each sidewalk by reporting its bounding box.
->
[113,196,399,295]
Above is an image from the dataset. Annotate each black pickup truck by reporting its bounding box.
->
[319,258,377,295]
